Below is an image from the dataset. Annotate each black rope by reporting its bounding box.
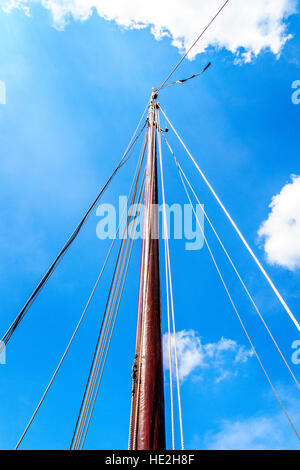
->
[70,133,148,449]
[156,62,211,91]
[1,123,146,349]
[156,0,230,92]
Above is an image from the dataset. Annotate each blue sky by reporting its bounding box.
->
[0,1,300,450]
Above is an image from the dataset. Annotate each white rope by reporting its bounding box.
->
[15,138,148,450]
[15,256,107,450]
[160,106,300,334]
[174,158,300,393]
[175,165,300,442]
[157,124,175,450]
[156,0,230,92]
[131,105,162,449]
[80,203,142,449]
[162,128,300,393]
[131,125,154,450]
[157,114,184,450]
[72,138,148,450]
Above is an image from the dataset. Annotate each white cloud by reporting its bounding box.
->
[205,389,300,449]
[2,0,30,15]
[206,414,298,449]
[163,330,204,381]
[258,175,300,271]
[163,330,253,382]
[2,0,298,62]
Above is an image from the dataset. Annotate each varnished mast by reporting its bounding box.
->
[129,91,166,450]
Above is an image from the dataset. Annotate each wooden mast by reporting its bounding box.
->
[130,91,166,450]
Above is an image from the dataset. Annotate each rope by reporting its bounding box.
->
[130,107,159,448]
[159,106,300,334]
[80,201,142,449]
[15,250,110,450]
[14,128,148,450]
[71,133,148,450]
[161,133,300,393]
[158,63,211,92]
[71,136,147,450]
[130,115,158,450]
[157,121,175,450]
[72,171,145,448]
[72,195,140,448]
[0,104,149,351]
[164,236,175,451]
[157,118,184,450]
[77,177,146,449]
[176,159,300,393]
[175,160,300,442]
[156,0,230,92]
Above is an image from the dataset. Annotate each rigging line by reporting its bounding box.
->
[83,181,145,448]
[3,122,146,350]
[173,158,300,393]
[70,193,141,448]
[15,247,110,451]
[123,178,147,449]
[159,106,300,334]
[127,162,149,449]
[132,122,155,450]
[163,232,175,451]
[14,130,148,451]
[71,225,128,449]
[74,162,147,449]
[78,231,137,449]
[179,167,300,441]
[72,246,124,448]
[73,138,148,448]
[131,113,160,449]
[161,133,300,393]
[76,172,146,450]
[157,119,184,450]
[157,120,175,450]
[174,155,300,442]
[3,123,144,350]
[80,184,145,449]
[80,244,133,448]
[130,104,161,450]
[72,180,146,450]
[156,0,230,92]
[158,62,211,91]
[77,187,145,450]
[1,108,148,351]
[131,123,155,450]
[71,137,148,449]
